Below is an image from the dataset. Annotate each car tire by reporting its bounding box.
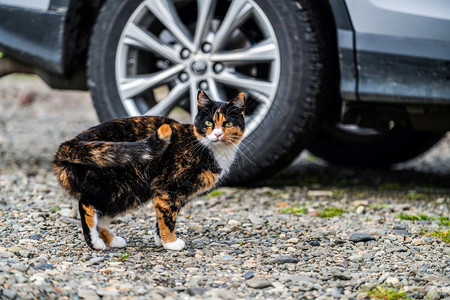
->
[87,0,330,184]
[307,124,446,166]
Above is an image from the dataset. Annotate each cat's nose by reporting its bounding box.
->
[214,132,222,138]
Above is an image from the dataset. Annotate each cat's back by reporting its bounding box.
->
[76,116,179,142]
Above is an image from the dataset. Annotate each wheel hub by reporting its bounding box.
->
[190,56,208,75]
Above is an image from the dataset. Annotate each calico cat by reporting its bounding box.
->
[53,90,245,251]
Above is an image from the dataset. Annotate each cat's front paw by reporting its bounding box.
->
[154,232,162,246]
[109,236,127,248]
[163,238,185,251]
[91,239,106,250]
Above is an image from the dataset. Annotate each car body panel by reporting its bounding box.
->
[0,0,68,73]
[345,0,450,103]
[0,6,66,73]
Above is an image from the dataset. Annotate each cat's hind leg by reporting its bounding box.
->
[98,217,127,248]
[79,202,106,250]
[154,222,162,246]
[153,194,185,251]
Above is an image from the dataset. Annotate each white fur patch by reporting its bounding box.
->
[163,238,185,251]
[109,236,127,248]
[154,231,162,246]
[90,213,106,250]
[209,143,238,176]
[91,236,106,250]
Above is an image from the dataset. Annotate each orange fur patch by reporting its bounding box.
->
[198,171,219,191]
[213,109,226,128]
[98,227,114,245]
[157,124,172,140]
[82,204,96,228]
[153,194,177,243]
[223,127,244,145]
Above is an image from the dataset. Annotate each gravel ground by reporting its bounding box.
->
[0,76,449,299]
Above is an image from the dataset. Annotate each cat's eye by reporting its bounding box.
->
[205,120,213,127]
[225,122,233,128]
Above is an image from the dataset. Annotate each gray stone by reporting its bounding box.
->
[348,254,363,262]
[425,287,440,300]
[89,257,106,264]
[33,262,54,270]
[191,237,210,245]
[270,256,299,264]
[77,289,100,300]
[13,263,28,272]
[247,279,272,289]
[244,271,254,280]
[348,233,376,243]
[2,288,18,299]
[331,270,352,280]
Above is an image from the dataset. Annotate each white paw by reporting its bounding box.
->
[92,238,106,250]
[109,236,127,248]
[154,232,162,246]
[163,238,185,251]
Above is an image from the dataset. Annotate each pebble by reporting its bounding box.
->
[385,277,399,285]
[33,262,54,270]
[246,279,272,289]
[271,256,299,264]
[308,240,320,247]
[348,232,376,243]
[13,263,28,272]
[307,190,333,197]
[2,289,17,299]
[331,270,352,280]
[89,257,106,264]
[29,234,42,240]
[244,271,254,280]
[287,238,299,244]
[228,219,241,227]
[348,255,363,262]
[426,287,440,300]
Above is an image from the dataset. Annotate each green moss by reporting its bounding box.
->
[365,285,409,300]
[0,52,3,58]
[280,206,306,214]
[205,189,224,197]
[120,252,130,261]
[438,216,450,226]
[406,191,427,200]
[318,207,346,218]
[369,203,388,210]
[428,230,450,243]
[398,213,449,226]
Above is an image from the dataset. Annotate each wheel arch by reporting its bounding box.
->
[296,0,342,119]
[60,0,106,79]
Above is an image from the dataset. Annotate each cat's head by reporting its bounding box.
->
[193,90,245,146]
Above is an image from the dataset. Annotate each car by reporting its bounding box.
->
[1,0,449,184]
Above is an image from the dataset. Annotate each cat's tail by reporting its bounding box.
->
[53,124,172,168]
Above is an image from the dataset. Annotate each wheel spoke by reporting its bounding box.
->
[119,64,184,99]
[144,81,190,116]
[189,81,198,123]
[206,78,227,102]
[122,22,181,64]
[145,0,194,51]
[194,0,217,50]
[212,70,275,98]
[210,38,277,65]
[211,0,253,54]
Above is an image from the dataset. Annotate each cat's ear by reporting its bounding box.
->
[197,90,213,109]
[228,93,245,114]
